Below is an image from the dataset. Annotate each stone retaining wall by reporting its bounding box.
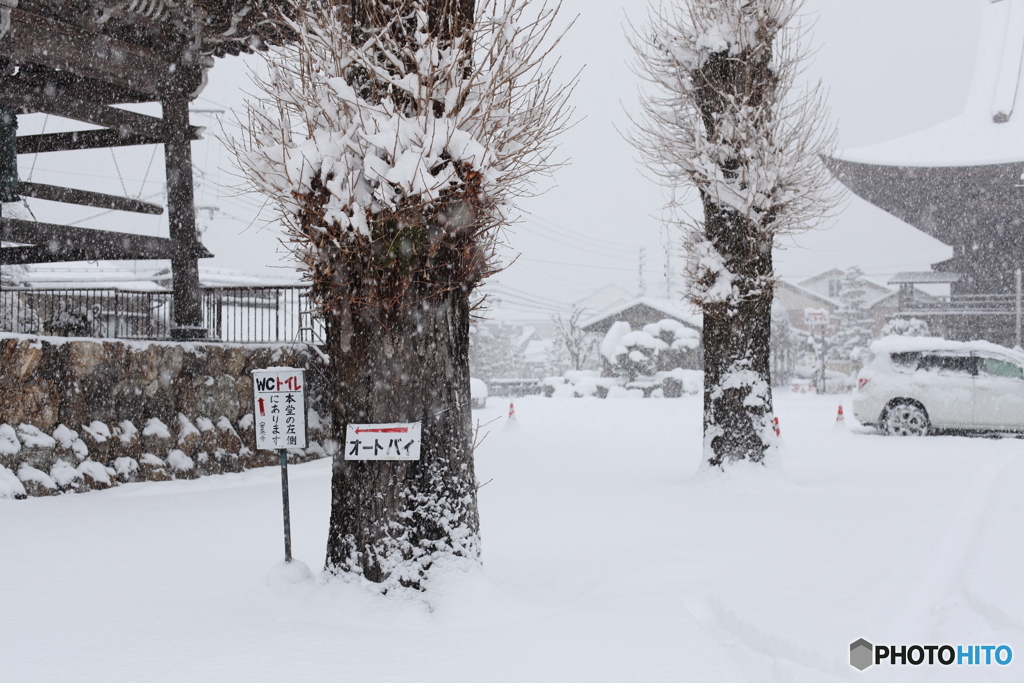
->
[0,334,335,498]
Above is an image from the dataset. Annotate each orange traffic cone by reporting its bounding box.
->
[835,405,845,423]
[508,401,516,420]
[773,416,780,437]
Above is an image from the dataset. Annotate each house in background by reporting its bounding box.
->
[580,296,703,337]
[774,270,913,337]
[581,296,704,372]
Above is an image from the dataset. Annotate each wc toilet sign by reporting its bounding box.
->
[345,422,421,461]
[253,368,307,451]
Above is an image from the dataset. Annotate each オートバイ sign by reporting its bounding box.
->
[345,422,421,461]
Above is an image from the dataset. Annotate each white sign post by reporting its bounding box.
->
[252,367,307,563]
[345,422,421,461]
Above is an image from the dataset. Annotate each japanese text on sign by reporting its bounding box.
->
[253,368,307,451]
[344,423,421,461]
[804,308,830,326]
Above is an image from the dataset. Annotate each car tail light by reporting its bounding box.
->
[857,377,870,390]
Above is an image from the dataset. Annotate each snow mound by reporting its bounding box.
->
[166,450,194,472]
[142,418,171,440]
[113,457,139,479]
[52,425,89,459]
[17,464,57,490]
[117,420,139,444]
[176,415,200,444]
[81,421,110,443]
[266,559,315,595]
[16,424,55,449]
[77,460,113,485]
[140,453,166,468]
[0,424,20,456]
[50,460,82,488]
[0,464,26,499]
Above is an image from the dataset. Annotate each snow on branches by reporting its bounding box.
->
[229,0,573,313]
[630,0,840,310]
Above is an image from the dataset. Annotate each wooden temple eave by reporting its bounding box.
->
[0,7,197,98]
[824,156,1024,249]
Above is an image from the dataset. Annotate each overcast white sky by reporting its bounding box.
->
[11,0,987,318]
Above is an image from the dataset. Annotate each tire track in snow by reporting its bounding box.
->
[883,453,1014,639]
[685,598,850,683]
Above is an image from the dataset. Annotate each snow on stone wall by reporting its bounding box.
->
[0,335,336,498]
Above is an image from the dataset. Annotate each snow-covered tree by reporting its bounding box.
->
[829,266,874,371]
[230,0,572,587]
[881,317,929,338]
[643,318,701,369]
[630,0,839,466]
[769,301,797,386]
[469,322,527,380]
[551,308,597,373]
[831,266,872,356]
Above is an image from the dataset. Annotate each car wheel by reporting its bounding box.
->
[883,401,930,436]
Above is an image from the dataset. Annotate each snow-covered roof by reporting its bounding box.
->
[836,0,1024,167]
[581,297,703,332]
[888,272,963,285]
[573,284,637,317]
[5,264,302,290]
[775,276,898,311]
[871,335,1024,362]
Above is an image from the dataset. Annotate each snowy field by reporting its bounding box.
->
[1,393,1021,682]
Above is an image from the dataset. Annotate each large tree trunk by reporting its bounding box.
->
[693,47,779,466]
[325,287,480,585]
[700,200,775,466]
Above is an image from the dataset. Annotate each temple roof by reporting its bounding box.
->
[827,0,1024,248]
[824,157,1024,247]
[834,0,1024,168]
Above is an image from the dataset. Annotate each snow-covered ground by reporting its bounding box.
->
[1,394,1021,682]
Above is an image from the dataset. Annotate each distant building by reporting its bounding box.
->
[774,270,923,337]
[579,296,702,337]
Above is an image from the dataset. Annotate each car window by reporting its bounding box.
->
[979,357,1024,380]
[918,354,977,377]
[889,352,921,373]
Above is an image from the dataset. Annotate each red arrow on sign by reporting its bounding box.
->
[258,397,266,416]
[355,427,409,434]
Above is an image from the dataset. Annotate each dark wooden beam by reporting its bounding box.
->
[162,93,207,337]
[17,129,164,155]
[0,217,212,264]
[0,8,201,97]
[0,244,148,265]
[18,182,164,215]
[0,80,203,141]
[0,68,158,106]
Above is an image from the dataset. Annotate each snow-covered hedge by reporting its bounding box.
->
[599,319,702,380]
[542,368,703,399]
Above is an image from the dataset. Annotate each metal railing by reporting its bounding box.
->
[900,293,1017,316]
[0,285,325,344]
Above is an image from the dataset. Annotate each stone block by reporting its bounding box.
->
[67,341,105,379]
[140,418,172,457]
[137,453,172,482]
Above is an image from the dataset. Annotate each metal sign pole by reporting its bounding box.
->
[278,448,292,563]
[253,367,306,564]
